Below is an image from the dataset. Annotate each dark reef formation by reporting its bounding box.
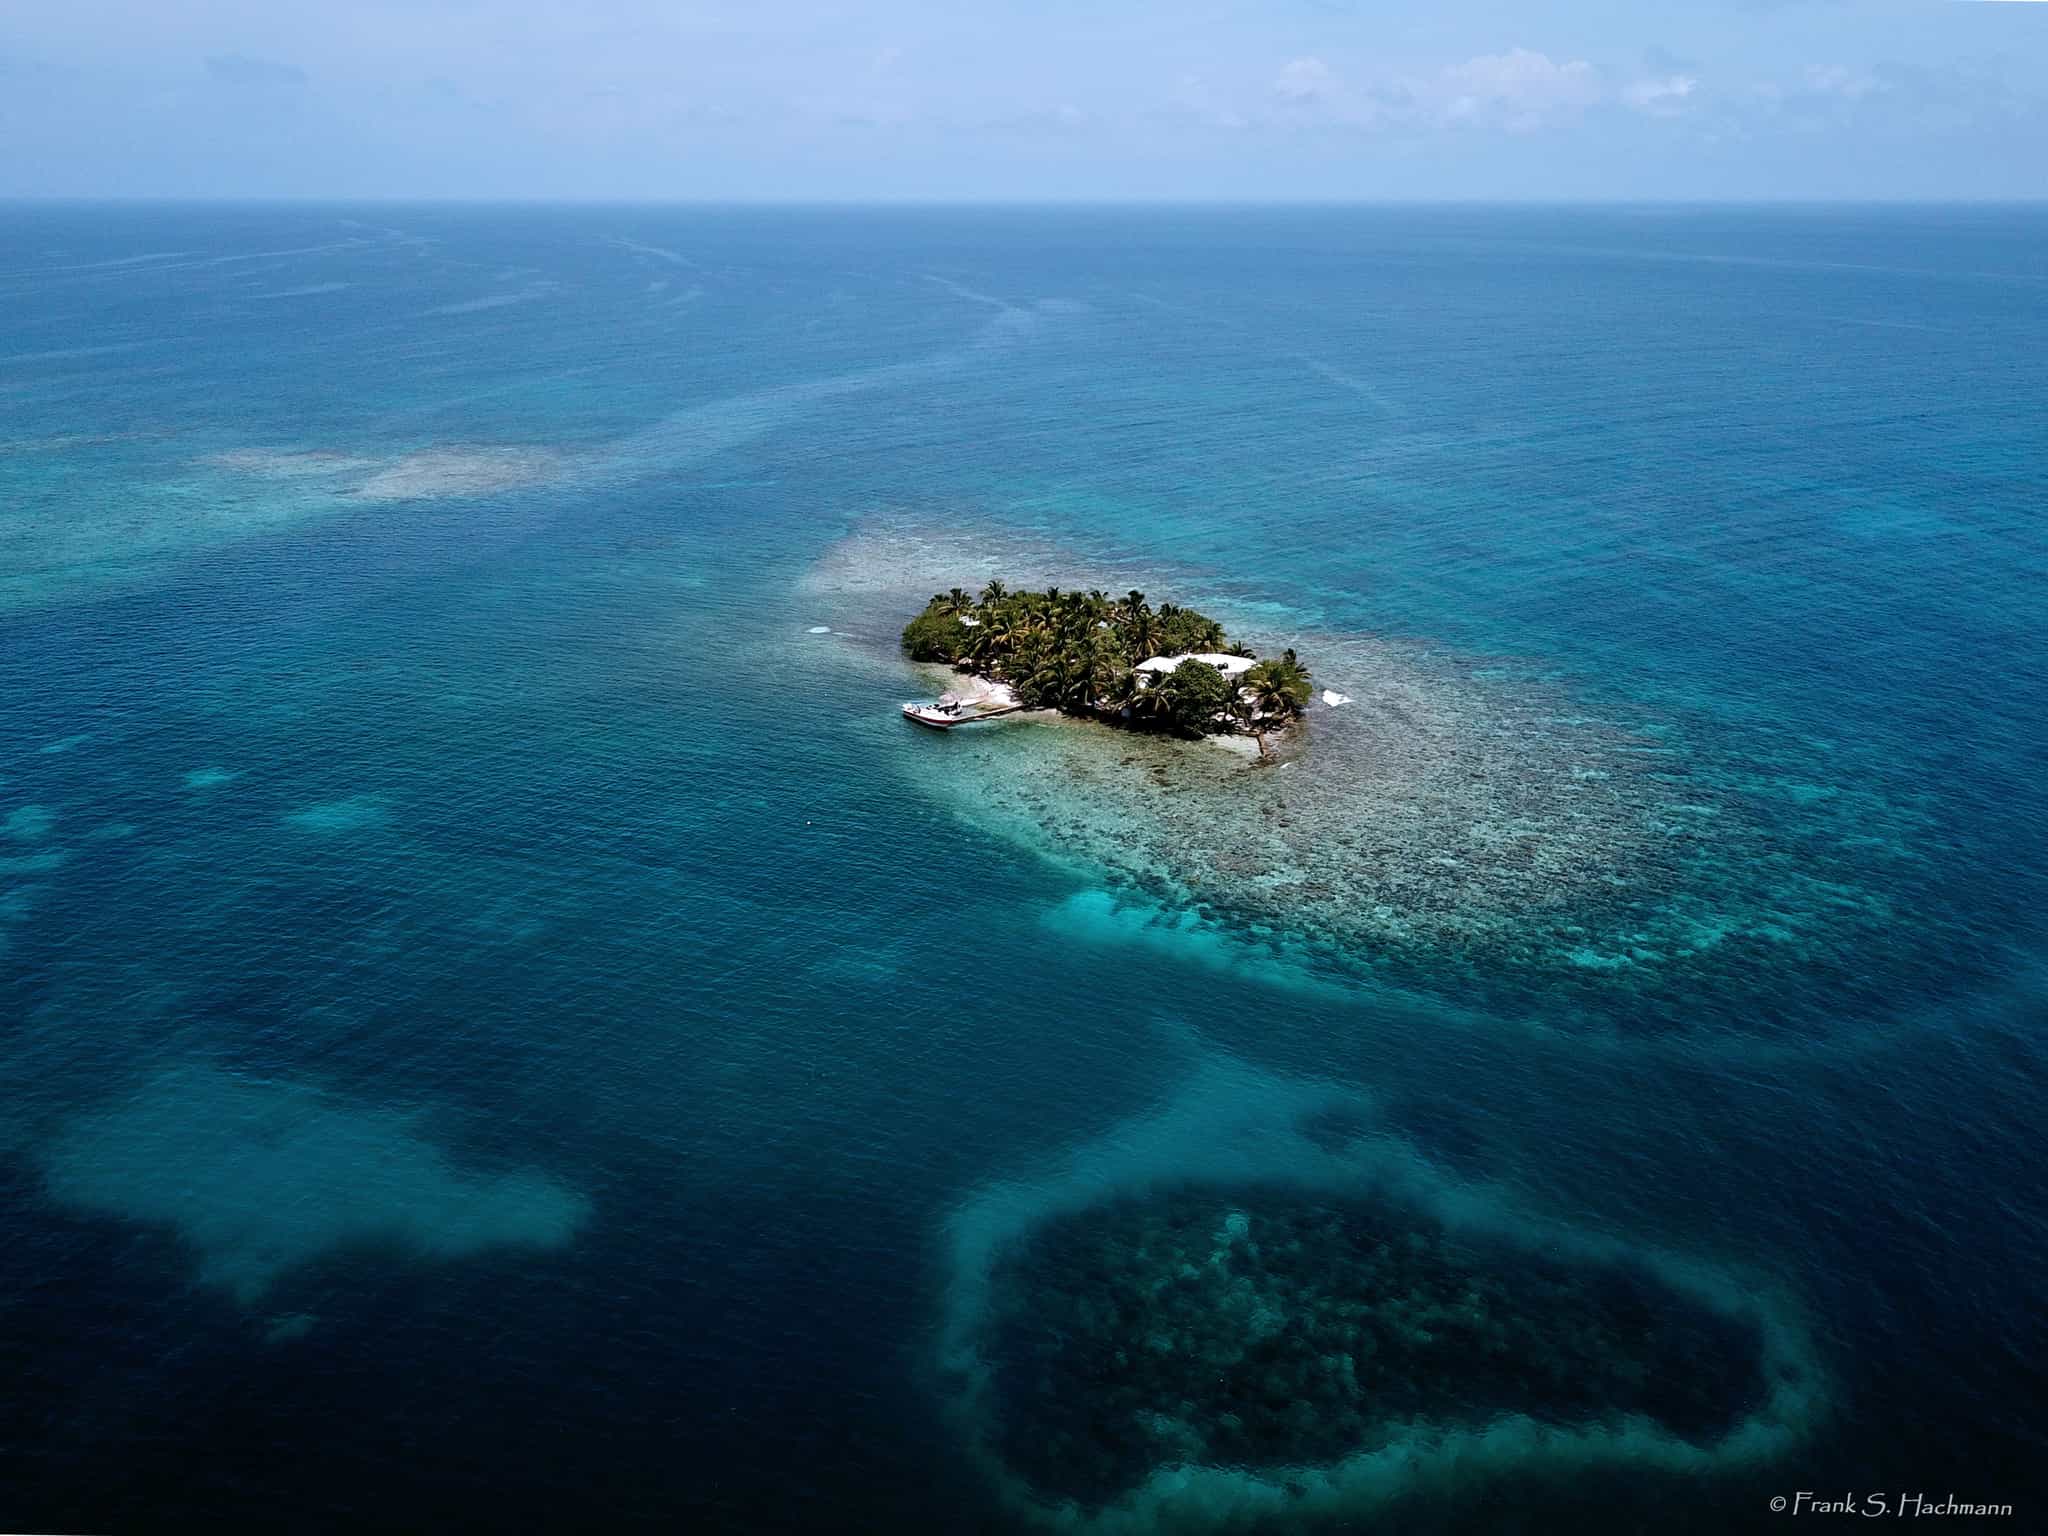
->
[978,1182,1769,1510]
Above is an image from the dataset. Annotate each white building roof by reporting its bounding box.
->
[1135,652,1256,678]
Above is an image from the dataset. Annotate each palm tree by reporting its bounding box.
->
[1240,650,1313,757]
[989,605,1025,651]
[1124,672,1172,726]
[1118,591,1159,661]
[1080,632,1126,708]
[961,615,999,667]
[902,578,1310,740]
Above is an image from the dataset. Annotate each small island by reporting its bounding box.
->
[901,583,1312,756]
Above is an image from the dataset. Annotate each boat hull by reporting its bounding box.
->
[902,701,1023,728]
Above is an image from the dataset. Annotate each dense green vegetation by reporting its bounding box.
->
[903,583,1312,749]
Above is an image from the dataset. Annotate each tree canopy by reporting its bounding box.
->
[901,584,1311,744]
[1155,656,1236,735]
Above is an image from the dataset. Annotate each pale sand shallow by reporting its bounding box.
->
[38,1065,589,1303]
[206,445,559,501]
[350,447,561,501]
[799,523,1115,601]
[929,670,1023,711]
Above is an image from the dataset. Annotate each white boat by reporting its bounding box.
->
[901,698,1022,728]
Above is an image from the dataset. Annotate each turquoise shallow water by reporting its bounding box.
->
[2,204,2046,1533]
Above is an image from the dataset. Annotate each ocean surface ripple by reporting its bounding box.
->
[2,204,2045,1535]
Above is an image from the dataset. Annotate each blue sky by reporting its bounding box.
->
[3,0,2044,199]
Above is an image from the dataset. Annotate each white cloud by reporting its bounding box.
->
[1274,56,1333,104]
[1805,64,1887,100]
[1261,55,1401,131]
[1624,73,1698,116]
[1441,48,1599,131]
[1167,73,1248,131]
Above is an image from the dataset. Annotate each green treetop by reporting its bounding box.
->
[901,584,1315,748]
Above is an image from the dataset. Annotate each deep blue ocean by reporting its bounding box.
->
[2,204,2045,1534]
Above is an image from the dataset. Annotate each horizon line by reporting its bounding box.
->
[5,193,2047,208]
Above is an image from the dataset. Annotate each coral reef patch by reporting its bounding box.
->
[981,1182,1768,1511]
[937,1056,1823,1534]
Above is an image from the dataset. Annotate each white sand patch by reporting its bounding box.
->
[800,525,1108,601]
[39,1066,590,1303]
[1203,733,1262,759]
[207,443,558,502]
[182,767,239,790]
[930,671,1021,711]
[350,447,559,502]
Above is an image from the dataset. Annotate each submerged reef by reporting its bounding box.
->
[38,1065,589,1303]
[980,1183,1766,1511]
[936,1057,1824,1534]
[807,520,1925,1035]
